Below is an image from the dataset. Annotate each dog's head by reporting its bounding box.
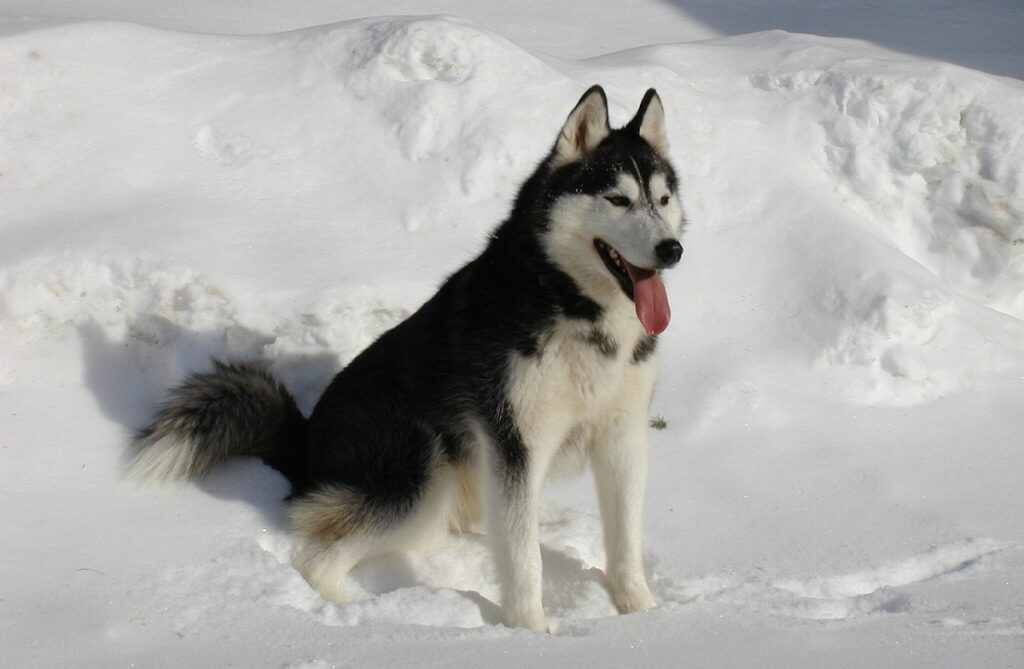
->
[542,86,685,335]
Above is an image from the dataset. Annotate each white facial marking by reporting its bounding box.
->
[627,156,644,189]
[649,174,669,203]
[648,173,684,234]
[612,173,641,203]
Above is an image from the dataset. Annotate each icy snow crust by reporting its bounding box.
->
[1,16,1023,668]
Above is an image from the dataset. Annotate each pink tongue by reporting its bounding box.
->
[625,264,671,335]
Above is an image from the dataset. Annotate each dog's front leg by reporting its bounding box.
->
[483,429,556,631]
[591,416,656,614]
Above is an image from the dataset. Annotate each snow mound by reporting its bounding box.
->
[807,267,1022,406]
[814,273,961,405]
[754,61,1024,319]
[0,257,416,412]
[1,257,236,342]
[324,17,558,196]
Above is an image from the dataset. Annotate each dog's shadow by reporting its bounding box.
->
[347,548,506,625]
[77,316,339,531]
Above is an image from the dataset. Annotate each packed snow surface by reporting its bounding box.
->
[1,3,1023,667]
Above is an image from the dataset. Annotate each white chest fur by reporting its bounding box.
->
[504,306,657,471]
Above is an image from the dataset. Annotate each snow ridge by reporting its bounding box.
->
[660,539,1016,622]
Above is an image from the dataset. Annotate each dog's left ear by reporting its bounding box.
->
[553,85,611,167]
[626,89,669,157]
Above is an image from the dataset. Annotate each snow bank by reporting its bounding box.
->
[753,60,1024,319]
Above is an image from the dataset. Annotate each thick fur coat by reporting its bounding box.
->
[130,85,686,631]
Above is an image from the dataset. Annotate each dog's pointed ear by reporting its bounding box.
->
[553,85,610,167]
[626,89,669,157]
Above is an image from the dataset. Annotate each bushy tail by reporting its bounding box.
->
[128,360,304,483]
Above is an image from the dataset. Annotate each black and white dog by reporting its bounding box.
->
[131,86,685,630]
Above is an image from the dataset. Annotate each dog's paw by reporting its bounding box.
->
[502,605,549,632]
[608,576,656,614]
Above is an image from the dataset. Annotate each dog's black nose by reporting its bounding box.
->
[655,239,683,266]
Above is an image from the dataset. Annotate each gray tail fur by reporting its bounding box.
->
[127,360,304,484]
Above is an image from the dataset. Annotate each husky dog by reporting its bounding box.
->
[130,86,685,631]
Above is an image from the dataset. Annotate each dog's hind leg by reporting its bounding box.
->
[293,535,372,603]
[289,460,461,602]
[290,486,377,602]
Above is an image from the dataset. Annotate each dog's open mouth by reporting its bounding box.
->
[594,239,640,300]
[593,239,671,335]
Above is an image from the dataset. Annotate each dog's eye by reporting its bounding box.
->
[659,195,670,206]
[605,195,631,207]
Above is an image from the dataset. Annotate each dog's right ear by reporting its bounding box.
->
[552,85,610,167]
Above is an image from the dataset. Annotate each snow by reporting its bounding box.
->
[2,2,1023,667]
